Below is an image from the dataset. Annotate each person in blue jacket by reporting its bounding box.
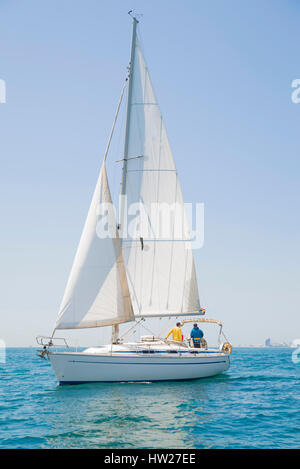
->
[190,323,204,348]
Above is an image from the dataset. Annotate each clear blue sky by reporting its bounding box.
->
[1,0,299,346]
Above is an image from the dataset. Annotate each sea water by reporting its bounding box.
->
[0,347,299,449]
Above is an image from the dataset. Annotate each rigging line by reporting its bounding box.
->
[119,318,144,341]
[112,90,126,208]
[158,317,178,339]
[103,76,128,163]
[115,155,143,162]
[140,320,159,337]
[222,330,230,343]
[112,72,127,188]
[157,317,170,339]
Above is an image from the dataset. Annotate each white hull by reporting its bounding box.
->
[48,345,230,384]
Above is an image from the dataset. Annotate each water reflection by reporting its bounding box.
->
[43,377,230,448]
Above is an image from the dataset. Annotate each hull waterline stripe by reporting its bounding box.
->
[66,360,227,365]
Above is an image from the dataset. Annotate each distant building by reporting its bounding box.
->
[291,339,300,348]
[265,337,289,347]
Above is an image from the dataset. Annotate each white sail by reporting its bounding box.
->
[122,34,201,318]
[55,163,134,330]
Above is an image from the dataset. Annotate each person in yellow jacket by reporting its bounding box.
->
[165,322,183,342]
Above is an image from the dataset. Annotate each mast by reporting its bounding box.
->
[112,16,139,343]
[119,15,139,236]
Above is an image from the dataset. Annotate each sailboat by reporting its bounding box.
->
[37,16,232,384]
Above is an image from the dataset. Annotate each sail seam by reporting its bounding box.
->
[166,175,178,310]
[122,239,194,243]
[149,114,163,311]
[127,169,176,172]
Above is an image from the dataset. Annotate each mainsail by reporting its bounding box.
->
[121,25,201,318]
[54,162,134,330]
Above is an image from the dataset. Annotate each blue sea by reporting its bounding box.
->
[0,347,299,449]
